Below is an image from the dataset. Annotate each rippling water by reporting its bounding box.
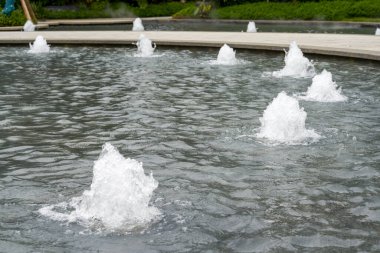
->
[0,45,379,252]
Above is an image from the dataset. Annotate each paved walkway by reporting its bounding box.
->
[0,31,379,61]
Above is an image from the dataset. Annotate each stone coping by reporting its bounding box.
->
[0,31,379,61]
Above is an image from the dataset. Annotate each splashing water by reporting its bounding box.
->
[28,35,50,54]
[272,41,315,78]
[135,34,156,57]
[376,28,380,36]
[298,69,347,102]
[132,18,144,31]
[257,91,320,144]
[211,44,238,65]
[247,21,257,33]
[23,20,35,32]
[39,143,160,232]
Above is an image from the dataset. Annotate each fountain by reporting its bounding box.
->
[28,35,50,54]
[376,28,380,35]
[247,21,257,33]
[23,20,35,32]
[135,34,156,57]
[213,44,238,65]
[272,41,315,78]
[298,69,347,102]
[257,91,320,144]
[39,143,160,231]
[1,43,379,251]
[132,17,144,31]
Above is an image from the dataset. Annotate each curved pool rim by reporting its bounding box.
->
[0,30,380,61]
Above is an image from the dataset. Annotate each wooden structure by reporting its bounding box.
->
[20,0,37,24]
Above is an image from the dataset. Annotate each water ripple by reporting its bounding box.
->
[0,46,379,252]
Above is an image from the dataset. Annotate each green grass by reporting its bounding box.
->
[211,0,380,21]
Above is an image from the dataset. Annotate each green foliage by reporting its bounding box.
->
[136,0,148,9]
[0,9,26,26]
[213,0,380,20]
[194,1,212,18]
[35,0,78,5]
[88,0,108,10]
[33,1,191,19]
[130,2,192,17]
[172,6,196,18]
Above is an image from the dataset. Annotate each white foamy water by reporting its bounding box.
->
[247,21,257,33]
[39,143,160,232]
[132,18,144,31]
[272,41,315,78]
[298,69,347,102]
[257,91,320,144]
[211,44,238,65]
[376,28,380,35]
[23,20,35,32]
[135,34,156,57]
[28,35,50,54]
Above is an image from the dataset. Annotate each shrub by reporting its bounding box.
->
[213,0,380,21]
[172,6,197,18]
[131,2,192,17]
[0,9,26,26]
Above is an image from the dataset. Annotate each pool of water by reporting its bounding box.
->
[46,20,378,34]
[0,45,379,252]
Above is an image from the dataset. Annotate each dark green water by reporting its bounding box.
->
[46,20,378,35]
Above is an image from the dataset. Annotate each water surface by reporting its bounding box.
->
[46,20,377,34]
[0,46,379,252]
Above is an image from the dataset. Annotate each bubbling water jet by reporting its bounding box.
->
[272,41,315,78]
[28,35,50,54]
[133,18,144,31]
[23,20,35,32]
[39,143,160,232]
[247,21,257,33]
[376,28,380,36]
[257,91,320,144]
[299,69,347,102]
[214,44,238,65]
[135,34,156,57]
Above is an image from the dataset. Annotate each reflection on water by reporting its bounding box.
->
[46,20,377,35]
[0,46,379,252]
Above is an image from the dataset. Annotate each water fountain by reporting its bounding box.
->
[213,44,238,65]
[28,35,50,53]
[1,42,379,252]
[376,28,380,35]
[135,34,156,57]
[39,143,160,231]
[23,20,35,32]
[132,17,144,31]
[247,21,257,33]
[272,41,315,78]
[257,91,320,144]
[298,69,347,102]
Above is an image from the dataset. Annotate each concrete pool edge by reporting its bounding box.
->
[0,31,379,61]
